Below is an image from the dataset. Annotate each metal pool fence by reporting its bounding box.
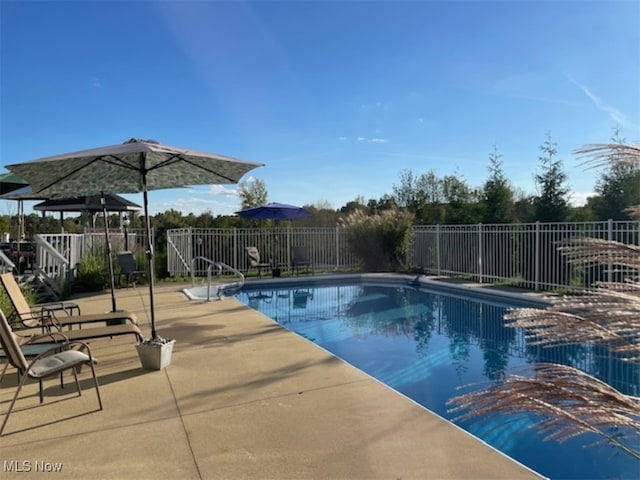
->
[167,227,359,278]
[167,220,639,291]
[410,220,639,290]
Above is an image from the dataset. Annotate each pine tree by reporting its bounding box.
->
[588,127,640,220]
[533,134,570,222]
[481,146,515,223]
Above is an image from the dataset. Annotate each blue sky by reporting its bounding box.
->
[1,1,639,218]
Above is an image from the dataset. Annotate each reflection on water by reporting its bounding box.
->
[237,282,639,480]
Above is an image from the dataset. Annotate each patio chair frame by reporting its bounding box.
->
[0,310,103,436]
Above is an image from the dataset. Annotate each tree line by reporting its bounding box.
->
[1,129,638,242]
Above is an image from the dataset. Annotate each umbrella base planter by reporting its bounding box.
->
[136,338,175,370]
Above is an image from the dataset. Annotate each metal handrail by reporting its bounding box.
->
[190,256,245,301]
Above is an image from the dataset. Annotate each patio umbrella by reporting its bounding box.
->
[33,194,143,312]
[33,193,142,215]
[235,202,311,220]
[0,172,28,195]
[7,138,263,340]
[235,202,311,268]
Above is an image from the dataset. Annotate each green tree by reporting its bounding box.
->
[239,178,268,209]
[442,174,480,224]
[414,170,446,224]
[190,210,216,228]
[392,169,418,209]
[588,128,640,220]
[480,146,515,223]
[0,215,10,236]
[150,209,188,277]
[339,196,367,216]
[296,202,339,227]
[533,133,570,222]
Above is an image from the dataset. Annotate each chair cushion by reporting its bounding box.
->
[29,350,91,377]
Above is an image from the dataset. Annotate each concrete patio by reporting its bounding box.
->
[1,281,544,479]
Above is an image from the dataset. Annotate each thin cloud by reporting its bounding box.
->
[154,194,241,216]
[568,191,594,207]
[508,93,581,107]
[360,101,386,110]
[91,77,102,88]
[205,185,239,196]
[566,74,639,131]
[340,136,388,143]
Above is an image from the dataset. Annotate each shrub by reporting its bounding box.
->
[73,249,110,292]
[341,208,414,272]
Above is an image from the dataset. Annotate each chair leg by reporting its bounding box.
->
[0,360,9,386]
[1,371,30,436]
[0,364,103,436]
[88,361,103,411]
[72,367,82,397]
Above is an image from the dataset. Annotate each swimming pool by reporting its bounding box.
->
[187,275,639,479]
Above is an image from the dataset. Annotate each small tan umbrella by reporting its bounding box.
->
[34,193,143,312]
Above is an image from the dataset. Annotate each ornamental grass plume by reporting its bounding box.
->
[449,279,640,459]
[448,142,640,459]
[574,143,640,168]
[448,364,640,460]
[575,141,640,218]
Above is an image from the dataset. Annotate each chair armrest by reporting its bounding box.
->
[8,309,50,329]
[18,330,70,346]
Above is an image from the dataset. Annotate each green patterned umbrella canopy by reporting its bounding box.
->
[6,138,262,196]
[7,138,263,340]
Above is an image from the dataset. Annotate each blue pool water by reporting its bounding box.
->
[231,278,639,480]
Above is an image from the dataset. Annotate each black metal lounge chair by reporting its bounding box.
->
[117,251,146,288]
[291,246,312,275]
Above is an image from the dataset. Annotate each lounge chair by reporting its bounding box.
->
[291,246,312,275]
[0,272,139,332]
[0,310,103,435]
[16,323,144,344]
[0,273,81,317]
[245,247,270,278]
[117,251,146,288]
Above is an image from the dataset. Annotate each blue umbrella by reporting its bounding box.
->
[235,202,311,220]
[236,203,311,273]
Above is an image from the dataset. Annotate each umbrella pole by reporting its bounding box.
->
[18,199,23,240]
[143,185,157,339]
[101,192,118,312]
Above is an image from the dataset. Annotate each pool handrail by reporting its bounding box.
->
[190,256,245,301]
